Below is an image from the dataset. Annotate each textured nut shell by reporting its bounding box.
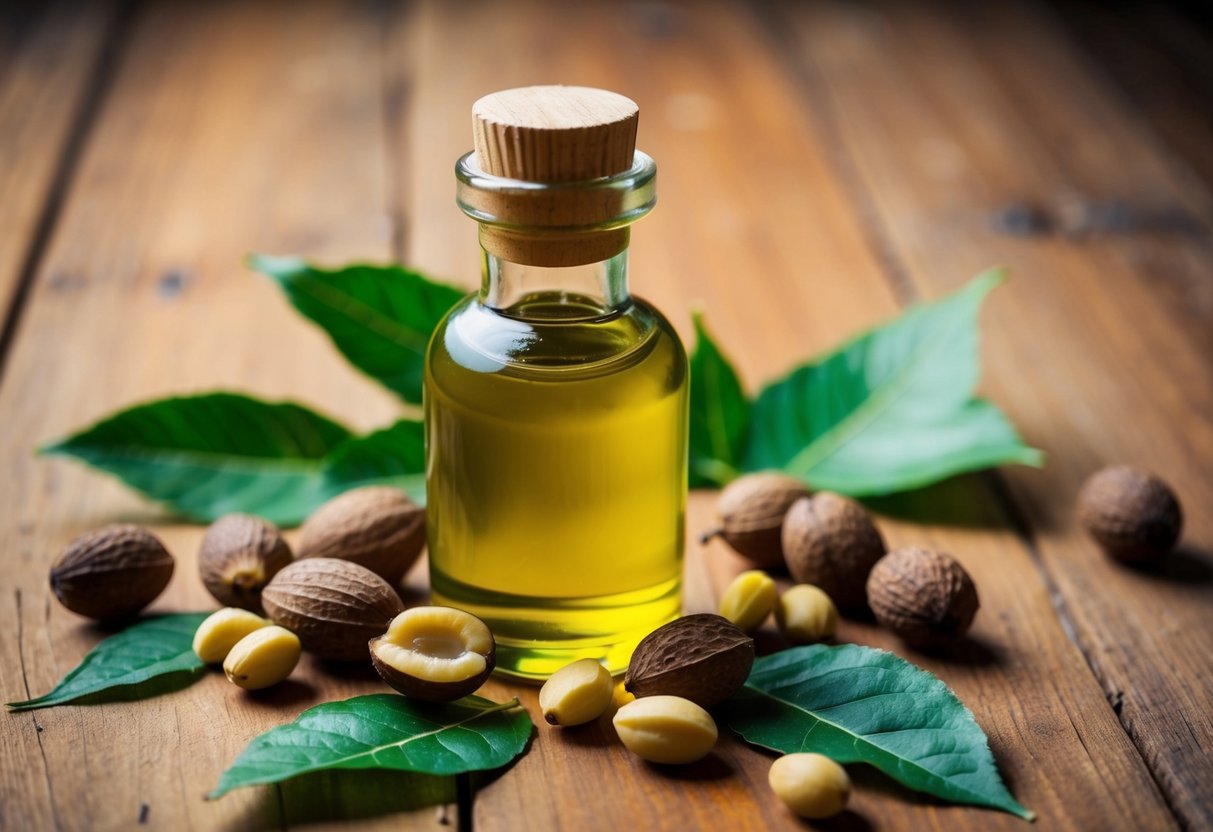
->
[49,525,174,620]
[297,487,426,585]
[867,547,979,646]
[262,559,404,661]
[715,473,810,569]
[782,493,885,611]
[1078,465,1182,563]
[199,514,292,613]
[625,614,754,709]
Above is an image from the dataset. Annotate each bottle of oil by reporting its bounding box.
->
[425,86,688,680]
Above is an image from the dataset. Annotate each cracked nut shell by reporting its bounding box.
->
[369,607,495,702]
[625,614,754,709]
[49,525,174,620]
[706,473,809,569]
[867,547,979,646]
[782,493,885,612]
[199,514,292,613]
[262,558,404,661]
[1078,465,1182,564]
[297,486,426,586]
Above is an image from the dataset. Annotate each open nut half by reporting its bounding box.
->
[369,607,496,702]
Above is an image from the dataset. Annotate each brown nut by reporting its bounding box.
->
[262,558,404,661]
[297,486,426,586]
[1078,465,1182,564]
[703,473,809,569]
[625,614,754,709]
[369,607,495,702]
[49,525,174,621]
[782,493,885,612]
[199,514,292,613]
[867,547,979,647]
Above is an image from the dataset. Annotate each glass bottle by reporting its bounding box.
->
[424,86,688,680]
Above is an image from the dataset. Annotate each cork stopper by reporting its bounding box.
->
[472,86,639,182]
[463,86,649,267]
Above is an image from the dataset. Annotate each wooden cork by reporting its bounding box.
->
[468,85,642,266]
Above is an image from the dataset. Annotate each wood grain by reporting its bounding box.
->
[770,0,1213,825]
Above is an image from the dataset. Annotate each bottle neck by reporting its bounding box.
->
[479,247,630,318]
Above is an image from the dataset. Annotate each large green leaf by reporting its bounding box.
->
[7,613,208,711]
[688,312,750,488]
[722,645,1033,820]
[252,255,465,404]
[41,394,352,524]
[742,269,1042,495]
[323,419,427,505]
[210,694,532,798]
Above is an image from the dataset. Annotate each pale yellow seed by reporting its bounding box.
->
[776,584,838,644]
[719,570,778,632]
[613,695,718,764]
[769,753,851,819]
[539,659,614,726]
[193,607,270,663]
[223,625,301,690]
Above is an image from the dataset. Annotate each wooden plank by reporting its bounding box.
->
[389,1,1174,828]
[0,1,117,360]
[770,0,1213,826]
[0,1,451,829]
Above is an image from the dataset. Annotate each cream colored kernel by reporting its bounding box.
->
[539,659,614,726]
[776,584,838,644]
[223,625,301,690]
[719,570,778,631]
[193,607,270,663]
[612,695,717,764]
[768,753,851,819]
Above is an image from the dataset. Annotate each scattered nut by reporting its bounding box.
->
[776,585,838,644]
[719,570,778,632]
[369,607,495,702]
[1078,465,1183,564]
[193,607,271,663]
[625,614,754,709]
[613,695,718,765]
[298,486,426,585]
[702,473,809,569]
[867,547,979,647]
[262,558,405,661]
[539,659,614,726]
[199,514,292,613]
[769,753,851,819]
[223,625,301,690]
[782,493,885,612]
[49,525,174,621]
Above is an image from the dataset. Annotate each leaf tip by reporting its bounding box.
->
[246,252,305,281]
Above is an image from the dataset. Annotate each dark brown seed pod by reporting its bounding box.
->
[866,547,979,647]
[702,472,810,569]
[369,607,495,702]
[198,514,292,613]
[1077,465,1182,564]
[261,558,404,661]
[782,493,886,612]
[49,525,174,621]
[297,487,426,586]
[625,614,754,709]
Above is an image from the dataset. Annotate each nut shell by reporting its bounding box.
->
[710,473,809,569]
[199,514,292,613]
[867,547,979,647]
[1078,465,1182,563]
[297,487,426,585]
[49,525,174,620]
[782,493,885,611]
[369,607,495,702]
[262,558,404,661]
[625,614,754,709]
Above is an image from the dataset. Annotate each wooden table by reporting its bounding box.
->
[3,1,1211,829]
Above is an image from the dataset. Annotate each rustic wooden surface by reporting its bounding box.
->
[1,1,1210,830]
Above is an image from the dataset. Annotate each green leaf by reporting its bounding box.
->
[323,420,427,505]
[252,254,465,404]
[688,312,750,488]
[742,269,1042,495]
[210,694,532,799]
[722,644,1034,820]
[40,393,352,524]
[7,613,209,711]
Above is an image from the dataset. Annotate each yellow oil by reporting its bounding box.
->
[425,292,687,680]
